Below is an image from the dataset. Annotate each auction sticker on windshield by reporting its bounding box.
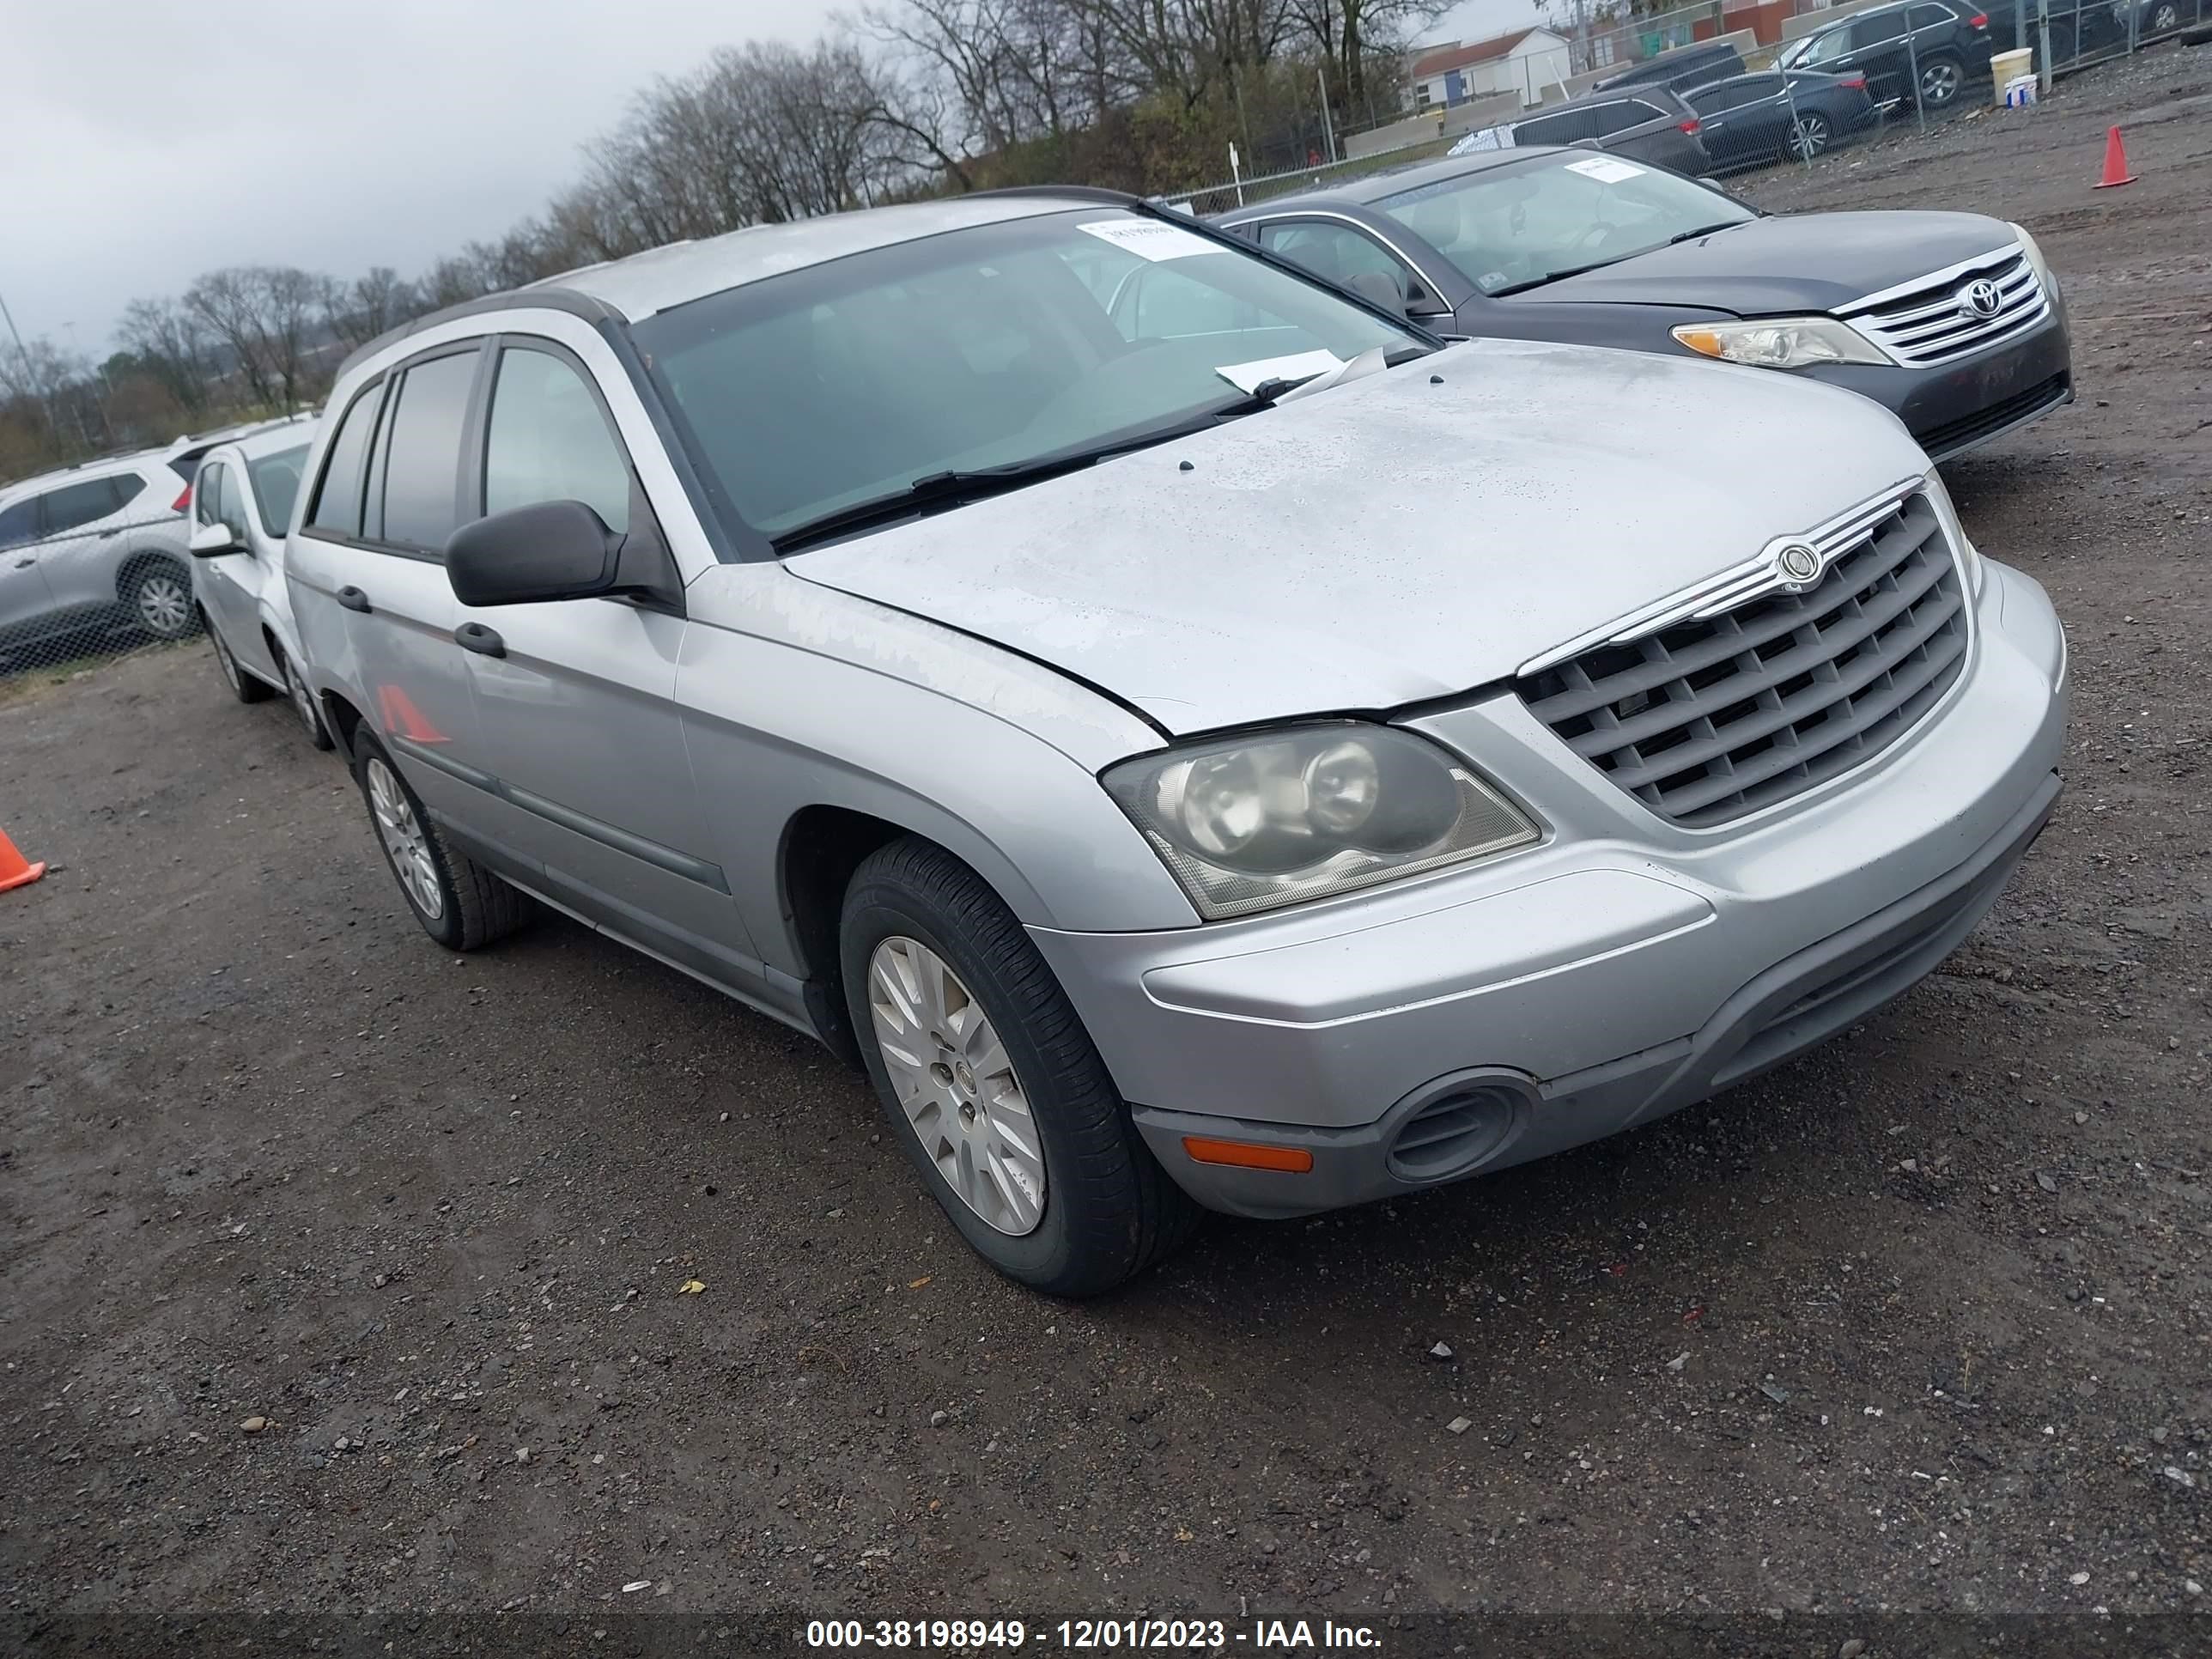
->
[1212,349,1343,395]
[1565,155,1646,184]
[1077,220,1220,261]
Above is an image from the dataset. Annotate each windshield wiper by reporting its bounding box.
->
[1488,257,1626,296]
[773,397,1271,553]
[1667,222,1745,246]
[770,346,1438,554]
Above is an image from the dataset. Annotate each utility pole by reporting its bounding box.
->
[1317,64,1339,164]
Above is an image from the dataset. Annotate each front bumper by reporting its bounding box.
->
[1028,562,2067,1218]
[1807,296,2074,461]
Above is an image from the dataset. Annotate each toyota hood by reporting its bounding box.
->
[1529,210,2020,317]
[785,337,1929,736]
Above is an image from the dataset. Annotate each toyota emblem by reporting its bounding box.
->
[1775,543,1822,588]
[1960,277,2003,319]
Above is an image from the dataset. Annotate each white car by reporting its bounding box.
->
[186,424,331,748]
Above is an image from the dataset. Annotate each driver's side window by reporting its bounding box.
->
[482,344,631,534]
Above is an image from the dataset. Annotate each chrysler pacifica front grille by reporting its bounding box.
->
[1517,492,1968,828]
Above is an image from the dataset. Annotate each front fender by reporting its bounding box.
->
[678,565,1200,979]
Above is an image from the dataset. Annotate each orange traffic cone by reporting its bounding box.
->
[2094,125,2136,189]
[0,825,46,893]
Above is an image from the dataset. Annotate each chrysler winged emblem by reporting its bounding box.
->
[1772,541,1824,591]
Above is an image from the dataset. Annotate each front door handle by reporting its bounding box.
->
[12,557,31,569]
[455,622,506,658]
[337,585,372,613]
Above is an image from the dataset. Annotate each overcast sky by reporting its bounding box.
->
[3,0,1533,362]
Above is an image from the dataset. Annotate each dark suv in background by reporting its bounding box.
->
[1594,40,1747,94]
[1776,0,1996,108]
[1449,88,1711,173]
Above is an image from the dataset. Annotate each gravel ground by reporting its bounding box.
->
[3,46,2210,1657]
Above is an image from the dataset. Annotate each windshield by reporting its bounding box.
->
[629,208,1421,545]
[248,444,309,538]
[1376,153,1755,295]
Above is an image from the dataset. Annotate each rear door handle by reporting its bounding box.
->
[12,557,32,569]
[337,585,372,613]
[454,622,506,658]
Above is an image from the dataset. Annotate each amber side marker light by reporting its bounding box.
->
[1182,1137,1314,1173]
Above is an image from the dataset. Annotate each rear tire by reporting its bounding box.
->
[1914,52,1962,109]
[209,617,271,703]
[1786,112,1832,161]
[351,731,531,951]
[839,836,1200,1297]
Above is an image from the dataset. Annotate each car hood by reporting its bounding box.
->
[1528,210,2020,317]
[784,337,1929,736]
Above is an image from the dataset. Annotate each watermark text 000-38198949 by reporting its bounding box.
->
[805,1617,1385,1650]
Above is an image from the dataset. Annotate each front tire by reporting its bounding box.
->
[1915,52,1962,108]
[351,732,530,950]
[130,562,198,641]
[209,617,271,703]
[840,837,1200,1296]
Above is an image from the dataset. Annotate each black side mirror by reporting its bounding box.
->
[446,497,681,611]
[1344,269,1412,317]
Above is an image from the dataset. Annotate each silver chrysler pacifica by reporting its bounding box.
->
[285,188,2067,1294]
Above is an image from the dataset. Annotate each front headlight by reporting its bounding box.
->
[1103,723,1540,921]
[1921,465,1984,598]
[1671,317,1892,369]
[2007,221,2057,299]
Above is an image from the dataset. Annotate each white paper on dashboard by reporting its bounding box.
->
[1076,219,1220,261]
[1564,155,1646,184]
[1212,349,1344,395]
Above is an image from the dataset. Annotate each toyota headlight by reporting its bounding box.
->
[1672,317,1892,369]
[1922,465,1984,598]
[1103,723,1540,921]
[2008,221,2057,299]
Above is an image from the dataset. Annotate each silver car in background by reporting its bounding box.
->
[187,425,332,747]
[0,452,199,660]
[285,191,2067,1294]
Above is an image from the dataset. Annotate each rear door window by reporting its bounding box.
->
[1514,106,1599,143]
[0,498,35,550]
[1852,9,1911,44]
[307,380,386,538]
[376,349,482,551]
[38,477,119,537]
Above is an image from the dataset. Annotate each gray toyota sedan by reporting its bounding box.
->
[1217,148,2072,459]
[286,189,2066,1294]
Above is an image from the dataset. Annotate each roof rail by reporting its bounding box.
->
[968,185,1144,207]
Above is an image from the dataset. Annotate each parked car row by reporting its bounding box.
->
[0,412,314,671]
[157,176,2071,1297]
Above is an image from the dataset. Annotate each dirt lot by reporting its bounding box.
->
[3,46,2210,1657]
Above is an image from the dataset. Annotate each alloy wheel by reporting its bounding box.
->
[865,935,1047,1237]
[137,572,192,637]
[2150,1,2179,27]
[1790,114,1832,159]
[1919,60,1960,105]
[366,757,444,921]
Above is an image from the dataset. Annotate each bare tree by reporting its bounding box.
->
[115,299,215,416]
[183,266,335,412]
[323,267,423,350]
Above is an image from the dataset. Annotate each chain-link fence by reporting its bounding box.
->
[1160,0,2205,213]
